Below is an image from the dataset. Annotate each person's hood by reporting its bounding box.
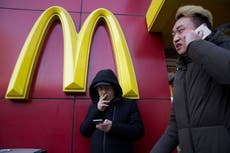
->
[89,69,123,103]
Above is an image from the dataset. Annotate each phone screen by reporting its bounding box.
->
[93,119,104,124]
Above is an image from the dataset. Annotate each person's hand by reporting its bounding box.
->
[97,94,110,111]
[184,30,202,48]
[96,119,112,132]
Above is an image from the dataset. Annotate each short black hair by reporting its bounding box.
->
[191,13,212,29]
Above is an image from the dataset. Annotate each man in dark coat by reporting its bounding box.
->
[80,69,144,153]
[150,5,230,153]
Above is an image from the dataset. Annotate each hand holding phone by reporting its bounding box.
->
[95,119,112,132]
[194,24,211,39]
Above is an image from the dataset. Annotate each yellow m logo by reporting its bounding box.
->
[5,6,139,99]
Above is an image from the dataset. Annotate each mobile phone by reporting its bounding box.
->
[194,24,211,39]
[93,119,104,124]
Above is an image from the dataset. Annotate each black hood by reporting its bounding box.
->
[89,69,123,103]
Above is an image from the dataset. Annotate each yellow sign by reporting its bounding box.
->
[5,6,139,99]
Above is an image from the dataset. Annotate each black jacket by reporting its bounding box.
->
[151,31,230,153]
[80,69,144,153]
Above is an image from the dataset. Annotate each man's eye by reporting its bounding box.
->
[178,28,184,33]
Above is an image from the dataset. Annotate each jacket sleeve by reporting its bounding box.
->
[108,101,144,140]
[80,104,104,137]
[150,103,178,153]
[187,39,230,84]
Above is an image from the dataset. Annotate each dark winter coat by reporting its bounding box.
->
[80,69,144,153]
[151,31,230,153]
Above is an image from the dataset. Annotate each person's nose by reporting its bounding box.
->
[101,89,107,94]
[173,33,181,45]
[173,33,180,43]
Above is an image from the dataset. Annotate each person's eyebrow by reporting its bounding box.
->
[172,25,184,35]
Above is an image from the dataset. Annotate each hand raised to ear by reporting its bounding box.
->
[184,30,202,48]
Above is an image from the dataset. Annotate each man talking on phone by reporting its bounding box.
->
[150,5,230,153]
[80,69,144,153]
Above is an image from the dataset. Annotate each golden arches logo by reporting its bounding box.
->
[5,6,139,99]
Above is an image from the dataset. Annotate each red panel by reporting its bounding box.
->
[116,16,170,99]
[74,100,91,153]
[0,0,81,12]
[0,9,38,98]
[135,100,171,153]
[0,9,80,99]
[82,0,152,15]
[0,99,74,153]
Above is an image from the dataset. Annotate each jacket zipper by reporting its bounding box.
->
[103,105,116,153]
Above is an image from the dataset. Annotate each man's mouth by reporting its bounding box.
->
[175,43,182,50]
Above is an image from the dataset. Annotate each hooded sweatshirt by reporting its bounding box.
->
[80,69,144,153]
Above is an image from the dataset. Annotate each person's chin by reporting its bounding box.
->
[177,49,186,55]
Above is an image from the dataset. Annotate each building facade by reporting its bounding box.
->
[0,1,172,153]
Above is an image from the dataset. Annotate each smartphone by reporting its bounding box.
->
[194,24,211,39]
[93,119,104,124]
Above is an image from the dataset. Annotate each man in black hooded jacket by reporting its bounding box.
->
[151,5,230,153]
[80,69,144,153]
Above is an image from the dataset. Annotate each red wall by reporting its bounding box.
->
[0,0,172,153]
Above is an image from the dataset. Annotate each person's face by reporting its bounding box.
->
[97,85,115,101]
[172,17,196,55]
